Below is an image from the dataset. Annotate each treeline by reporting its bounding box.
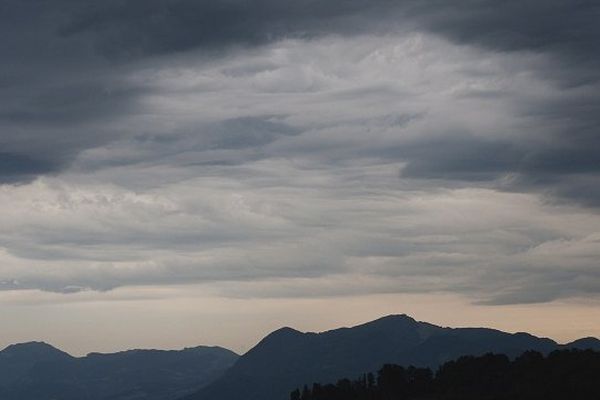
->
[290,349,600,400]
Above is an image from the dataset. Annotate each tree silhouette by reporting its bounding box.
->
[291,349,600,400]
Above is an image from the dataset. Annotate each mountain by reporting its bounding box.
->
[0,341,73,387]
[183,314,596,400]
[0,342,238,400]
[3,316,597,400]
[563,337,600,351]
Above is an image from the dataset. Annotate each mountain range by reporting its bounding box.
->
[0,341,238,400]
[182,314,600,400]
[2,314,599,400]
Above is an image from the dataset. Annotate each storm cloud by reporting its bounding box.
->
[1,0,598,199]
[0,0,599,307]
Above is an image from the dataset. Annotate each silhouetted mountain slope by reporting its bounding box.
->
[563,337,600,351]
[183,314,595,400]
[0,342,238,400]
[0,341,73,387]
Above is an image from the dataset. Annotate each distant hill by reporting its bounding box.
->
[562,337,600,351]
[0,342,238,400]
[0,341,73,388]
[183,314,597,400]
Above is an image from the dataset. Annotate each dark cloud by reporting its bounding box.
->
[57,0,400,58]
[0,80,139,182]
[397,136,523,182]
[409,1,600,206]
[395,129,600,206]
[0,153,62,183]
[1,0,599,202]
[49,0,599,69]
[418,1,598,51]
[205,117,301,150]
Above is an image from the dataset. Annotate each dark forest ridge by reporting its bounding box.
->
[292,349,600,400]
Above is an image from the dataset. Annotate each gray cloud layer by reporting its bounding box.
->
[0,1,599,304]
[2,0,599,203]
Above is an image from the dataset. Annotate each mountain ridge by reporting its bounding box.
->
[1,315,597,400]
[183,314,596,400]
[0,342,239,400]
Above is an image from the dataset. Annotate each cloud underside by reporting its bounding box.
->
[0,0,598,304]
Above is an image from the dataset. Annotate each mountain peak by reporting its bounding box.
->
[376,314,416,322]
[1,341,71,358]
[262,326,303,342]
[273,326,304,335]
[355,313,420,329]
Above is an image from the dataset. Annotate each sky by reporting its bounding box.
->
[0,0,599,356]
